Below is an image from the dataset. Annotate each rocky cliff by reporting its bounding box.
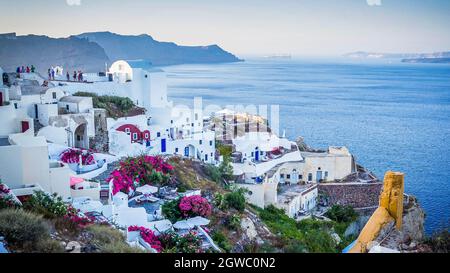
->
[0,33,110,75]
[76,32,243,66]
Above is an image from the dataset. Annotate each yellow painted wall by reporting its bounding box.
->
[349,171,404,253]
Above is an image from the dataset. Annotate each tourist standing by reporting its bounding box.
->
[31,65,35,73]
[73,71,77,81]
[16,67,20,74]
[26,66,30,73]
[48,68,52,79]
[51,68,55,80]
[21,66,25,74]
[66,71,70,81]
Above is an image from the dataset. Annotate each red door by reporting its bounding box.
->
[21,121,30,133]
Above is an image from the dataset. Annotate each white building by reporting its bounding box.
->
[0,132,73,200]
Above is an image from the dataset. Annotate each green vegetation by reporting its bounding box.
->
[0,209,63,253]
[23,191,70,219]
[325,205,358,223]
[161,199,182,223]
[86,225,146,253]
[214,188,247,212]
[252,205,357,253]
[73,92,139,118]
[425,228,450,253]
[216,141,233,158]
[212,230,232,252]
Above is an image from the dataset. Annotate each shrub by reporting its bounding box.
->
[224,189,246,212]
[108,155,173,195]
[34,238,65,253]
[88,225,147,253]
[0,209,50,250]
[426,228,450,253]
[179,195,212,218]
[212,231,232,252]
[159,230,203,253]
[325,205,358,223]
[218,156,234,181]
[162,199,183,223]
[204,164,222,183]
[23,191,69,218]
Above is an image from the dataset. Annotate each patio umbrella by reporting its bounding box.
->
[173,220,194,230]
[73,200,103,213]
[136,185,158,195]
[186,216,210,227]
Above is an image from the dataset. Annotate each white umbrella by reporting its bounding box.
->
[136,184,158,195]
[187,216,210,227]
[73,200,103,213]
[173,220,194,230]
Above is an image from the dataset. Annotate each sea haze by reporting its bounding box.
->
[163,58,450,234]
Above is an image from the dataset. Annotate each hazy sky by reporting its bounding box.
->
[0,0,449,56]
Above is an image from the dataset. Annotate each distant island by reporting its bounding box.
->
[344,51,450,63]
[0,32,242,74]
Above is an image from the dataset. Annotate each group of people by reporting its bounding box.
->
[16,65,35,74]
[66,70,84,82]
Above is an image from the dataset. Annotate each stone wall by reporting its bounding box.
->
[319,182,383,208]
[89,109,109,153]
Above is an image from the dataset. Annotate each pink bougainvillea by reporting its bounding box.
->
[128,226,162,252]
[108,155,174,196]
[60,149,96,165]
[179,195,212,218]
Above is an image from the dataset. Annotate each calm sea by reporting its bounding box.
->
[162,58,450,234]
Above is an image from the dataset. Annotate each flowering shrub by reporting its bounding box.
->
[158,230,203,253]
[23,191,70,218]
[108,155,173,195]
[128,226,162,252]
[128,227,203,253]
[0,181,20,209]
[179,195,212,218]
[60,148,96,165]
[63,206,94,229]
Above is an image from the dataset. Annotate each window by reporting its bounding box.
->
[195,113,199,120]
[210,141,213,146]
[205,154,208,161]
[287,174,291,179]
[280,174,285,179]
[52,92,56,99]
[145,74,148,78]
[251,152,254,157]
[132,133,138,140]
[175,148,179,153]
[308,173,313,182]
[14,103,18,109]
[186,117,189,123]
[125,128,131,135]
[157,132,161,137]
[171,120,174,124]
[325,171,329,178]
[199,140,203,145]
[299,174,303,180]
[192,123,194,127]
[66,105,69,111]
[145,133,149,139]
[260,151,263,155]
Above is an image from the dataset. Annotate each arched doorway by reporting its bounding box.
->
[74,123,88,149]
[184,145,196,158]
